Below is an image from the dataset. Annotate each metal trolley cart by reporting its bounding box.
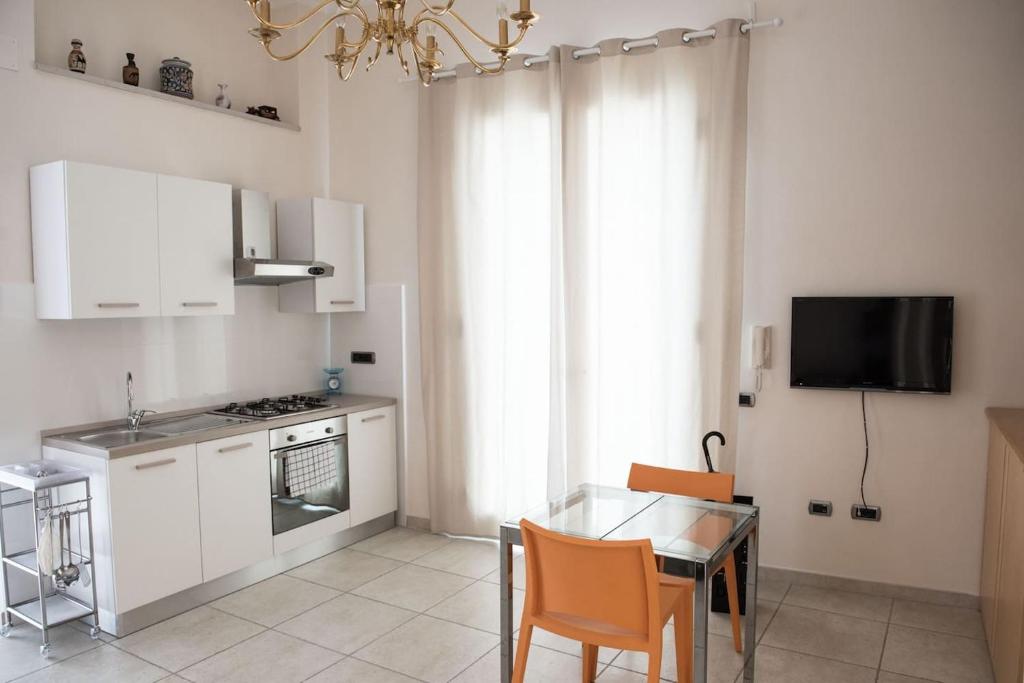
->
[0,460,101,655]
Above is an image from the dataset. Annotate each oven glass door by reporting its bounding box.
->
[270,434,350,536]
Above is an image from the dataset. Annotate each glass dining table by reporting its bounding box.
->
[498,484,760,683]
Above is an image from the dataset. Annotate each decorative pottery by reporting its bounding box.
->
[67,39,86,74]
[215,83,231,109]
[159,57,194,99]
[122,53,139,86]
[246,105,280,121]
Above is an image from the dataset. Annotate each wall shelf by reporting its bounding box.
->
[34,62,301,133]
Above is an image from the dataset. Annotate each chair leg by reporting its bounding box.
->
[646,645,663,683]
[674,593,694,683]
[582,643,599,682]
[512,623,533,683]
[724,554,743,653]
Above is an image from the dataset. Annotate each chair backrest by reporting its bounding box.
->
[627,462,735,503]
[518,518,661,650]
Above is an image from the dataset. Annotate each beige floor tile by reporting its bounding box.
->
[596,666,648,682]
[890,600,985,640]
[351,527,452,562]
[708,599,778,644]
[483,553,526,589]
[0,623,101,682]
[760,604,886,668]
[355,615,497,683]
[307,657,419,682]
[750,645,877,683]
[877,672,943,683]
[784,584,893,622]
[352,563,473,612]
[15,644,168,683]
[287,548,403,592]
[426,581,526,634]
[453,642,587,682]
[113,606,263,673]
[276,594,416,654]
[880,625,993,683]
[757,577,791,603]
[609,627,740,683]
[211,574,339,627]
[178,630,341,683]
[524,627,620,664]
[413,538,501,579]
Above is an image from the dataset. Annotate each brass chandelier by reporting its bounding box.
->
[245,0,540,85]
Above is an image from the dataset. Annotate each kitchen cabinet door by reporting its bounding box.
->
[278,197,365,313]
[348,405,398,527]
[982,428,1008,646]
[31,161,161,319]
[157,175,235,316]
[107,445,203,613]
[992,452,1024,683]
[197,432,273,581]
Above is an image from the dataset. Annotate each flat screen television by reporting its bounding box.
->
[790,296,954,394]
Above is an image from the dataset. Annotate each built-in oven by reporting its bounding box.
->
[269,415,350,536]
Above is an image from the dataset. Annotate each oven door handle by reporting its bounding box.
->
[271,434,347,459]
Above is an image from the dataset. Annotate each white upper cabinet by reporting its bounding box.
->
[157,175,235,316]
[277,197,366,313]
[31,161,161,319]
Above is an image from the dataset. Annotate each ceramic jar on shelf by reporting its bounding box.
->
[122,53,139,86]
[67,39,86,74]
[159,57,194,99]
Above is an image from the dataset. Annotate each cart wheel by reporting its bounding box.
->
[89,626,101,640]
[0,623,11,638]
[40,643,51,657]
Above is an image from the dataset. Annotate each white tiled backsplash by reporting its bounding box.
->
[0,282,329,464]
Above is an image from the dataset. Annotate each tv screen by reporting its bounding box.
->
[790,297,954,393]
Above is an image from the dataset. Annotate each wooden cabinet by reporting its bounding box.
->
[348,405,398,526]
[157,175,235,316]
[106,445,203,613]
[31,161,161,319]
[982,411,1024,683]
[277,197,366,313]
[196,432,273,581]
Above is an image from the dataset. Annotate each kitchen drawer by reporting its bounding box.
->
[196,432,273,580]
[107,445,203,613]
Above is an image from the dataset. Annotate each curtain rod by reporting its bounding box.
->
[420,17,783,82]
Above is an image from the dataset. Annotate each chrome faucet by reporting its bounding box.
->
[126,372,156,431]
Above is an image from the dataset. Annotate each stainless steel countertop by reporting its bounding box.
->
[42,393,397,460]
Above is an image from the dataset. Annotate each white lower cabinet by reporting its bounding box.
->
[348,406,398,527]
[107,445,203,614]
[196,433,273,581]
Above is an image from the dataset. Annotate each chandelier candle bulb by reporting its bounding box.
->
[257,0,270,23]
[499,18,509,46]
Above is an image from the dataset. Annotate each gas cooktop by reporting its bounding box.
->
[209,395,331,420]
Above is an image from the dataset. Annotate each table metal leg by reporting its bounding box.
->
[693,562,709,683]
[500,525,514,683]
[742,524,759,682]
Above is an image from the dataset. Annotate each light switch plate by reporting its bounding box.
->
[0,35,19,72]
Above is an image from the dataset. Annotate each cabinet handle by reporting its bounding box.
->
[97,302,140,309]
[183,302,218,308]
[362,414,386,423]
[135,458,176,471]
[331,300,356,305]
[217,442,253,454]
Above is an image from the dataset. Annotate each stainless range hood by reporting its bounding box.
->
[232,189,334,286]
[233,258,334,286]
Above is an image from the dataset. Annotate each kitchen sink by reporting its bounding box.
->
[77,429,165,448]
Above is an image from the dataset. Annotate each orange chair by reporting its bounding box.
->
[627,463,743,654]
[512,519,694,683]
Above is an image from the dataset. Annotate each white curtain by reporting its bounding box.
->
[419,21,749,536]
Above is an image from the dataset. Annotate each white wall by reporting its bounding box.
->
[0,0,333,462]
[737,0,1024,595]
[326,0,1024,594]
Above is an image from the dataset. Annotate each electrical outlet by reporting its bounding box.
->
[351,351,376,364]
[851,504,882,522]
[808,500,832,516]
[739,392,756,407]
